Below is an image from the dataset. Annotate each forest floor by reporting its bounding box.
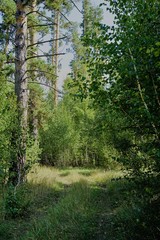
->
[0,166,158,240]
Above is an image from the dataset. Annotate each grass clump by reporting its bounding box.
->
[59,171,70,177]
[78,170,94,177]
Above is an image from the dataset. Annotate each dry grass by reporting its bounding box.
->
[27,164,122,186]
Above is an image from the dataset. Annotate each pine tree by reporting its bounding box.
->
[14,0,29,185]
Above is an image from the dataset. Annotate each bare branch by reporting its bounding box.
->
[26,11,56,25]
[70,0,83,14]
[26,69,58,77]
[26,53,65,61]
[28,23,55,29]
[7,79,63,95]
[58,10,73,25]
[28,81,64,94]
[27,36,67,48]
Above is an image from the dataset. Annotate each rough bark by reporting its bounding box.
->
[28,0,39,140]
[52,10,60,107]
[14,0,28,185]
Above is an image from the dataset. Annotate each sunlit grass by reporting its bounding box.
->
[1,167,158,240]
[0,165,124,240]
[27,164,123,186]
[22,166,124,240]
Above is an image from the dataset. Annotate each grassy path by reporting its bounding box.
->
[1,166,122,240]
[0,167,160,240]
[1,166,159,240]
[22,166,121,240]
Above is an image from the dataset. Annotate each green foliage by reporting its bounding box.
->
[70,0,103,99]
[0,75,17,185]
[105,176,160,240]
[46,0,72,11]
[80,0,160,175]
[0,0,16,25]
[26,138,41,168]
[40,83,119,168]
[40,103,80,166]
[4,184,30,219]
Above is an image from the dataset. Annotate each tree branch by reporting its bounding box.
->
[58,10,73,25]
[28,23,55,29]
[28,81,64,94]
[26,53,65,61]
[26,10,56,25]
[70,0,83,14]
[27,36,67,48]
[26,69,58,77]
[7,79,64,95]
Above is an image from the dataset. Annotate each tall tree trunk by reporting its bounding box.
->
[14,0,28,185]
[52,10,60,107]
[29,0,37,50]
[28,0,39,140]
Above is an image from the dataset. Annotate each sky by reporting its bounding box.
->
[57,0,114,90]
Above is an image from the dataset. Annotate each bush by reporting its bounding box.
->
[4,184,31,219]
[26,138,42,170]
[40,107,80,167]
[0,78,17,186]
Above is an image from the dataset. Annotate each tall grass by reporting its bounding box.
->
[1,166,159,239]
[27,165,122,186]
[23,181,95,240]
[23,166,122,240]
[0,166,122,240]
